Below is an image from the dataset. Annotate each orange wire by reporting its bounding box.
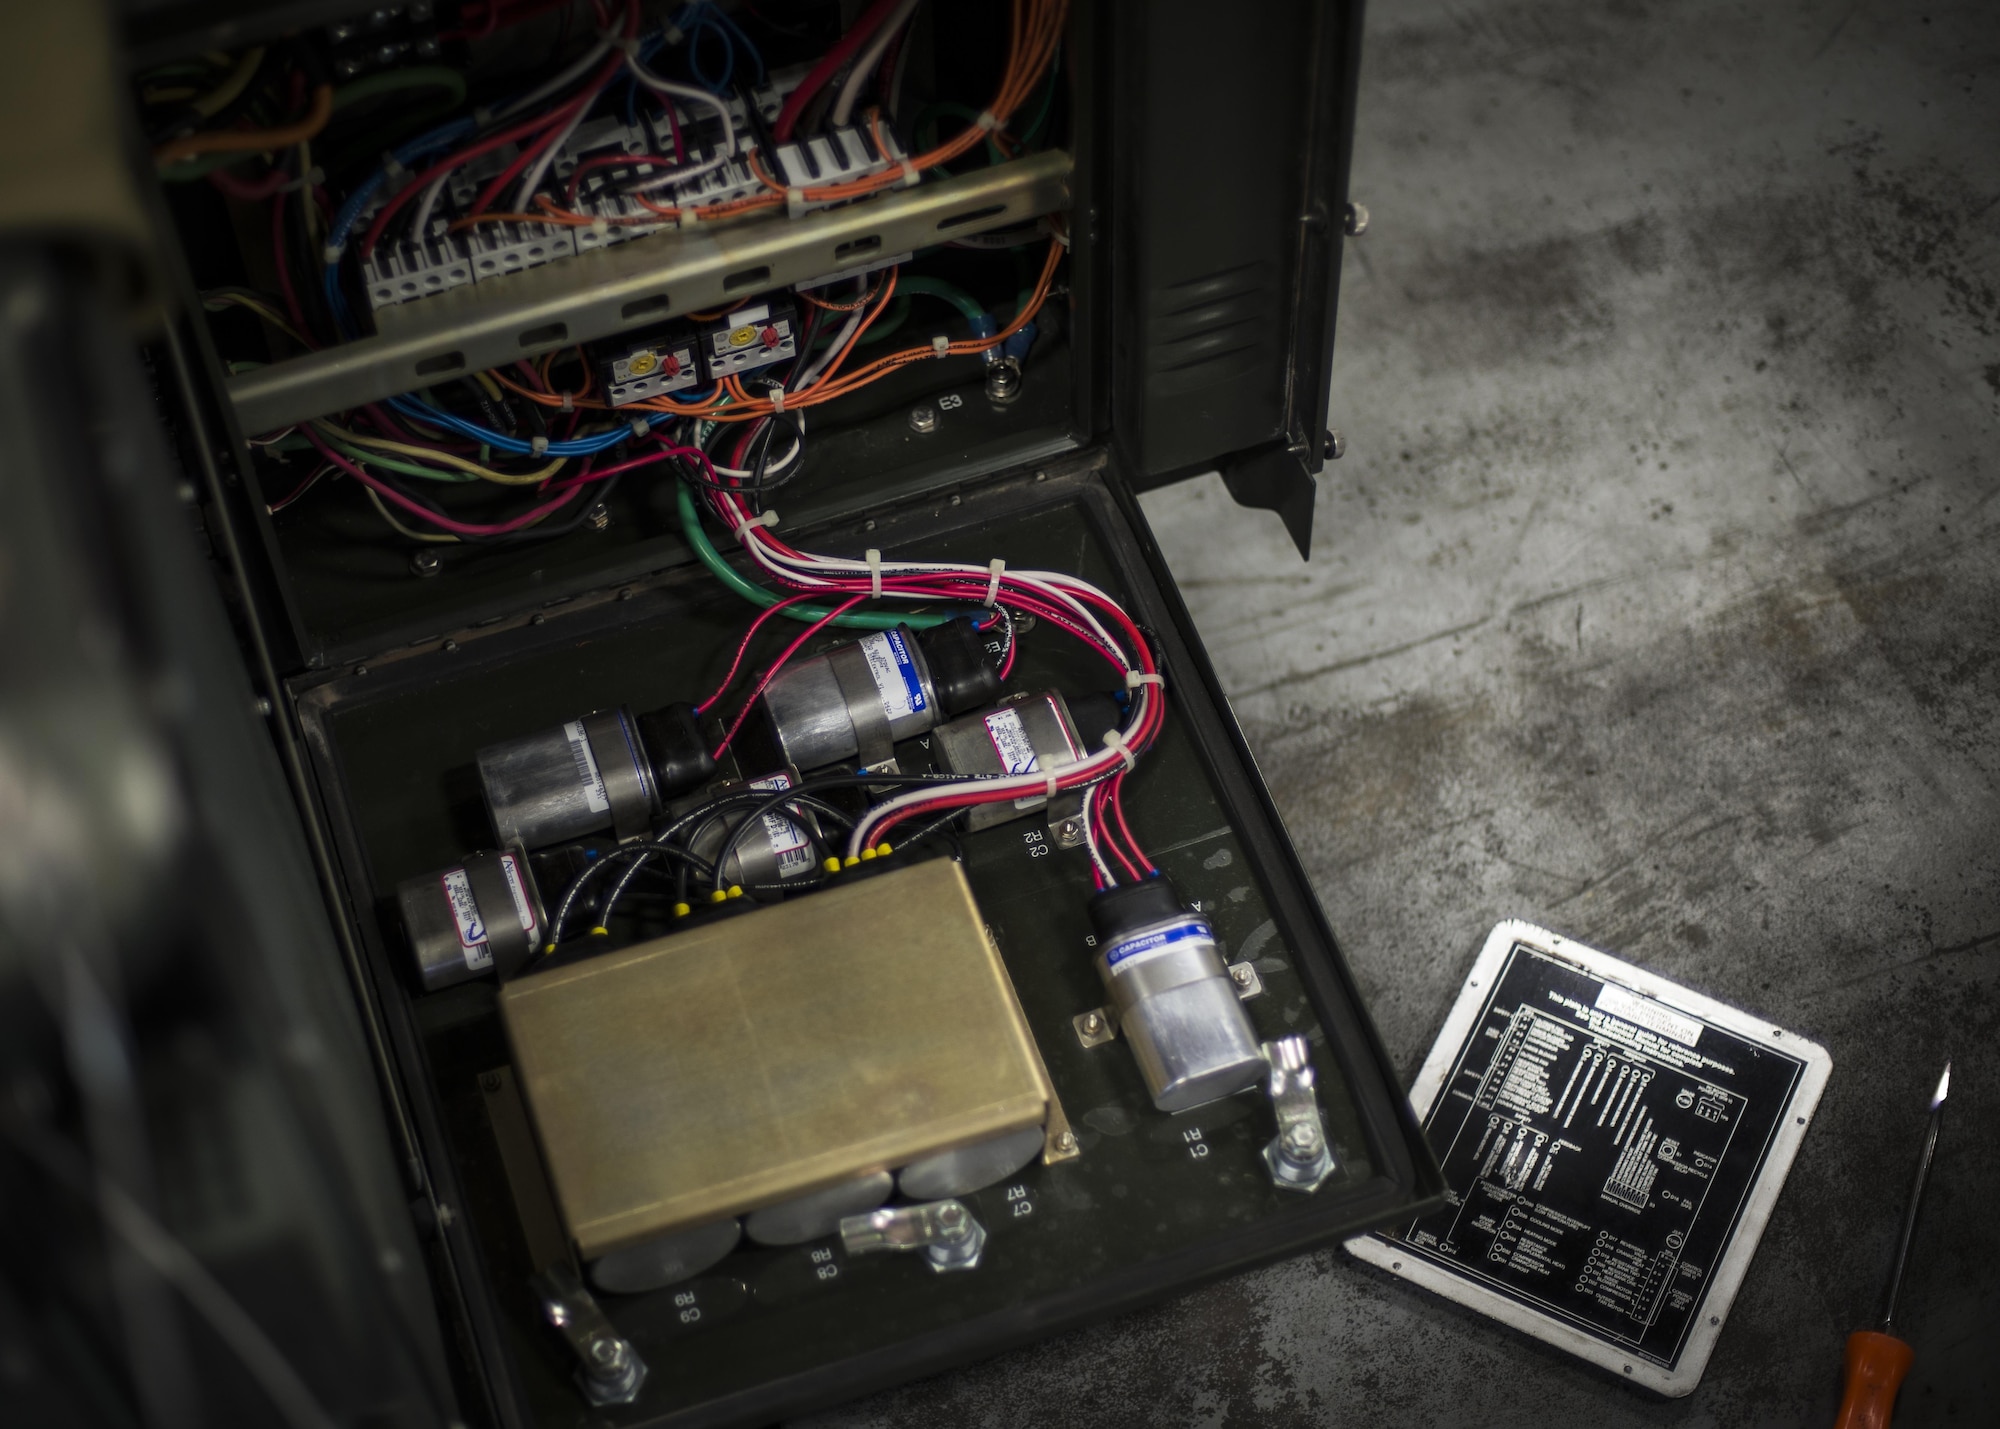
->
[154,83,335,164]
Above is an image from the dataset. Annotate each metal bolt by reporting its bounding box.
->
[1055,1130,1078,1153]
[410,548,442,578]
[530,612,546,625]
[588,501,611,530]
[984,358,1023,404]
[1232,965,1253,987]
[1282,1123,1322,1160]
[1083,1011,1104,1035]
[1324,428,1346,460]
[480,1072,502,1092]
[587,1335,627,1368]
[1343,201,1369,237]
[909,404,938,434]
[1059,818,1081,840]
[1034,470,1048,482]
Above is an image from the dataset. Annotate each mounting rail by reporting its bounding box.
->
[227,150,1072,435]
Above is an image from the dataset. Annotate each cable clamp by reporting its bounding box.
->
[1101,729,1137,772]
[976,110,1001,131]
[898,159,920,189]
[734,509,779,541]
[1125,670,1165,690]
[866,548,883,599]
[560,391,574,412]
[985,558,1006,606]
[931,335,950,357]
[629,417,650,439]
[529,435,549,457]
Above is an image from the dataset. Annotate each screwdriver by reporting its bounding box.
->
[1833,1061,1949,1429]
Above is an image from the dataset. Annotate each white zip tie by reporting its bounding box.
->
[865,548,883,599]
[471,105,495,126]
[661,21,683,43]
[786,186,807,219]
[322,243,345,264]
[899,158,920,188]
[612,35,641,56]
[734,509,779,541]
[383,156,406,181]
[529,435,549,457]
[629,417,649,439]
[976,110,1001,130]
[560,392,574,412]
[1101,729,1136,771]
[1043,767,1060,799]
[931,335,950,357]
[679,204,700,226]
[590,217,610,241]
[985,558,1006,606]
[768,387,786,413]
[1125,671,1165,689]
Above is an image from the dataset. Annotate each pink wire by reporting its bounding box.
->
[711,596,868,759]
[694,591,826,713]
[305,426,586,536]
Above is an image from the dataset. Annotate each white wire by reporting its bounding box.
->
[622,56,737,192]
[491,36,614,120]
[832,0,921,128]
[407,170,455,242]
[1078,786,1116,885]
[513,85,600,213]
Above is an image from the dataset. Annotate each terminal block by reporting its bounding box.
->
[591,324,703,407]
[699,301,798,383]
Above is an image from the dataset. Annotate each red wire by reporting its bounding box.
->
[711,596,869,759]
[305,426,589,536]
[694,589,828,713]
[1106,770,1155,875]
[1095,783,1142,882]
[772,0,907,141]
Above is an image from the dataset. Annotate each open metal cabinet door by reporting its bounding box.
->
[1103,0,1364,557]
[0,240,457,1426]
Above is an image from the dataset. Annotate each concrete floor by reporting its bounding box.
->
[810,0,2000,1423]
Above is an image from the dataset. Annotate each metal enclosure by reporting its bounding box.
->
[2,2,1441,1425]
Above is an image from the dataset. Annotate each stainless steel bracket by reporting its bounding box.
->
[839,1198,987,1272]
[531,1261,648,1406]
[1260,1035,1336,1193]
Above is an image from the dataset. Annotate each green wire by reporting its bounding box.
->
[896,276,987,324]
[674,484,954,630]
[317,428,480,484]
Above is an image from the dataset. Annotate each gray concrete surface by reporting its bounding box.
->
[809,0,2000,1423]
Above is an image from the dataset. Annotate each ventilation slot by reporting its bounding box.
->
[723,265,770,291]
[834,235,882,261]
[518,322,568,347]
[936,203,1007,232]
[413,351,465,377]
[621,295,670,320]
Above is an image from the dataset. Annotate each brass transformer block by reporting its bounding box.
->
[500,859,1053,1259]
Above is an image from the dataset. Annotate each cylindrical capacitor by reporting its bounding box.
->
[587,1218,742,1294]
[477,700,713,851]
[396,848,546,991]
[747,619,999,773]
[1089,878,1266,1113]
[682,769,823,895]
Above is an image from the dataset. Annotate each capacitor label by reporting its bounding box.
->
[983,707,1041,775]
[442,856,538,971]
[748,773,814,878]
[860,630,927,721]
[563,719,612,813]
[1104,918,1214,973]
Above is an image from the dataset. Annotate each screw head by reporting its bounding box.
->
[909,404,939,434]
[1282,1123,1322,1159]
[984,358,1023,404]
[1231,965,1253,987]
[1343,201,1369,237]
[410,548,442,578]
[1055,1129,1078,1153]
[1323,428,1346,460]
[588,501,611,530]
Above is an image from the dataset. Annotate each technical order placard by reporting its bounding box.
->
[1349,923,1829,1395]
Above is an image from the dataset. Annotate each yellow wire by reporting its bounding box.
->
[364,487,459,543]
[473,371,506,402]
[312,419,566,487]
[202,293,309,348]
[190,47,265,119]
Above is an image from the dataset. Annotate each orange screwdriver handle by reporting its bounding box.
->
[1833,1330,1914,1429]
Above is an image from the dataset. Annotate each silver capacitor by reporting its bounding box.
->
[479,709,656,850]
[749,620,1000,772]
[396,848,545,990]
[1089,880,1266,1113]
[680,770,822,895]
[931,689,1087,843]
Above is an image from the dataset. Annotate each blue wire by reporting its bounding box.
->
[386,395,681,456]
